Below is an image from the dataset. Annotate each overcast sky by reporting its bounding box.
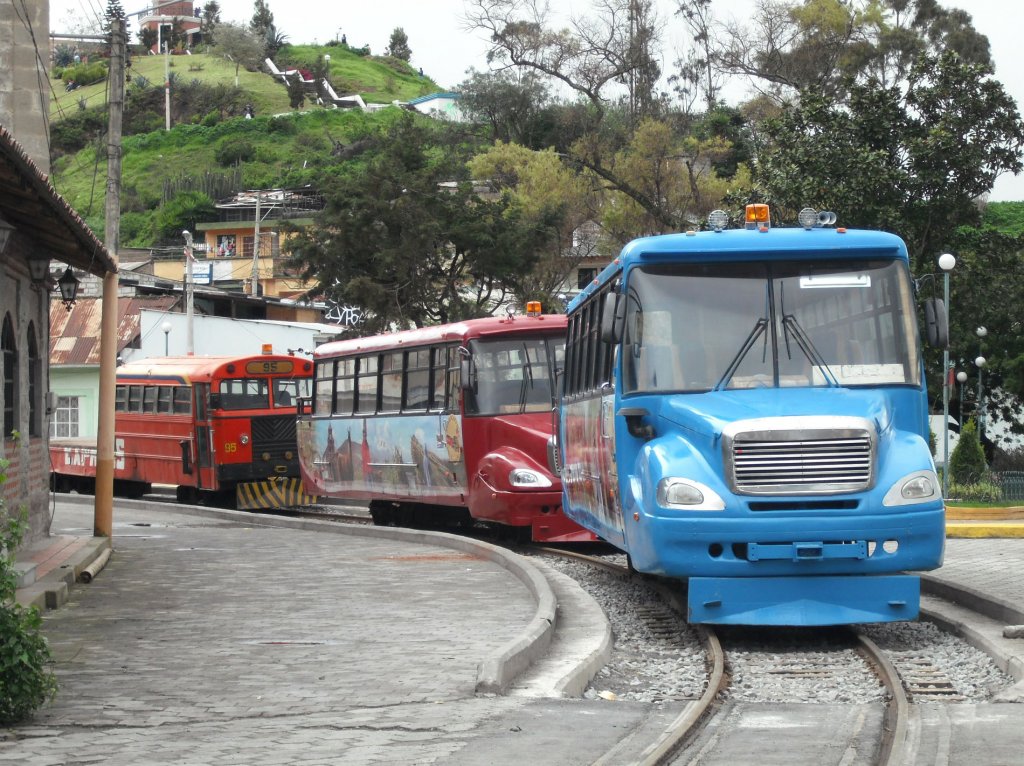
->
[51,0,1023,201]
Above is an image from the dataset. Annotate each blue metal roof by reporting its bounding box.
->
[407,92,460,105]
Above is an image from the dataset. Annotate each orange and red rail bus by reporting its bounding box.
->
[297,306,594,542]
[50,350,315,509]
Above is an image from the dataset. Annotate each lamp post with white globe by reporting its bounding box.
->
[976,325,988,441]
[956,370,968,434]
[938,253,955,497]
[162,320,171,356]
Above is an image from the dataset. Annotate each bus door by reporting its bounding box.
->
[192,382,213,489]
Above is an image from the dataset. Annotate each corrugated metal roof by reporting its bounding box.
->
[49,296,177,366]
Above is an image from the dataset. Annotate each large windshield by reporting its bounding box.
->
[623,259,920,393]
[466,336,565,415]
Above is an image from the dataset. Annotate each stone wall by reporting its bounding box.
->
[0,0,51,174]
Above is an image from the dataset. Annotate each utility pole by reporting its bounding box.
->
[164,38,171,130]
[95,16,126,538]
[184,230,195,354]
[250,192,261,297]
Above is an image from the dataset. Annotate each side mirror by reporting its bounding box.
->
[924,298,948,348]
[460,356,474,391]
[600,294,625,343]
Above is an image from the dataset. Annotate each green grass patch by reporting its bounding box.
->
[50,107,410,246]
[51,51,294,122]
[277,44,440,103]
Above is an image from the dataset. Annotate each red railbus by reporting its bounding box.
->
[297,307,594,542]
[50,350,315,509]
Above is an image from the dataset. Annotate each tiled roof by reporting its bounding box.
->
[0,123,116,276]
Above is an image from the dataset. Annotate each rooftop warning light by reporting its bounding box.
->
[526,301,542,316]
[744,204,770,230]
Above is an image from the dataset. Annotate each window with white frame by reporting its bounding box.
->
[50,396,81,438]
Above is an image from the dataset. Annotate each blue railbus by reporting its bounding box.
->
[556,205,947,626]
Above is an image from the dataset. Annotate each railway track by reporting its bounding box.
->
[533,547,999,766]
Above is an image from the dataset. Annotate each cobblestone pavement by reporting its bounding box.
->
[1,505,545,765]
[930,539,1024,609]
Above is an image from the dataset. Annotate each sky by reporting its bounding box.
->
[51,0,1024,201]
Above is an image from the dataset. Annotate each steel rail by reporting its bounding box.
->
[855,631,914,766]
[533,546,726,766]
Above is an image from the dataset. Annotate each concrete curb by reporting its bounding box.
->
[54,494,557,695]
[15,536,112,611]
[920,575,1024,702]
[553,613,613,698]
[921,573,1024,626]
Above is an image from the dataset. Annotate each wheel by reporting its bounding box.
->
[176,485,199,505]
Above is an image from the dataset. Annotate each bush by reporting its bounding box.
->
[0,459,58,724]
[214,136,256,166]
[60,60,108,87]
[49,108,108,156]
[155,191,216,241]
[947,481,1003,504]
[949,418,987,484]
[268,116,297,135]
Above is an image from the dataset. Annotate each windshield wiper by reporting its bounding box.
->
[714,318,768,390]
[781,314,839,386]
[517,342,535,413]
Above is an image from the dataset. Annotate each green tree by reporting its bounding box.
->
[200,1,222,47]
[748,52,1024,272]
[250,0,274,40]
[457,69,551,147]
[469,141,595,307]
[155,191,216,242]
[286,114,557,331]
[949,418,987,485]
[138,25,157,52]
[713,0,992,102]
[0,460,58,724]
[213,23,264,86]
[386,27,412,62]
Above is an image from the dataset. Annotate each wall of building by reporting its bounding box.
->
[1,235,54,542]
[48,366,100,440]
[0,0,50,173]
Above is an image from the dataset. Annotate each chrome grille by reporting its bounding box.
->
[724,416,876,495]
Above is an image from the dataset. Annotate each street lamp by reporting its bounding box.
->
[976,324,988,440]
[938,253,955,497]
[956,370,968,433]
[162,321,172,356]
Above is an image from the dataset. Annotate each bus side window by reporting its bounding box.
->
[128,385,145,413]
[143,386,159,414]
[157,386,173,414]
[446,346,461,411]
[115,385,127,412]
[173,386,192,414]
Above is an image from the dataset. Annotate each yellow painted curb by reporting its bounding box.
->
[946,523,1024,539]
[945,506,1024,521]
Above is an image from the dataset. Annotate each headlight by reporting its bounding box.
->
[509,468,553,488]
[656,478,725,510]
[239,433,250,445]
[883,470,940,506]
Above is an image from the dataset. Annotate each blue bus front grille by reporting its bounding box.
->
[724,418,876,495]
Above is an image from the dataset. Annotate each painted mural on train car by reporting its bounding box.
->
[298,413,468,498]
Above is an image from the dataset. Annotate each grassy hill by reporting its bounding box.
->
[47,44,445,246]
[50,44,440,122]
